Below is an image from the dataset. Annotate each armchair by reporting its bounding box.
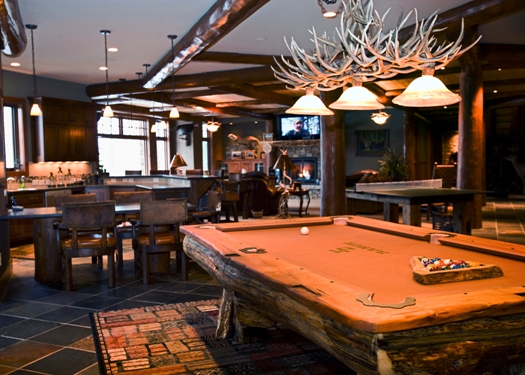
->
[246,171,282,216]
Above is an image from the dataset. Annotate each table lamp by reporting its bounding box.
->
[170,154,187,175]
[273,149,295,219]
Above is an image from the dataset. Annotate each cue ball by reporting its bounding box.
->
[301,227,309,235]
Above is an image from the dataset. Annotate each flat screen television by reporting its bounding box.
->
[276,115,321,140]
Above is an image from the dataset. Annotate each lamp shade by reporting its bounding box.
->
[30,103,42,116]
[206,121,221,132]
[371,111,391,125]
[103,105,114,117]
[286,88,334,116]
[329,85,385,110]
[392,74,461,107]
[273,153,294,171]
[170,154,187,169]
[169,107,180,118]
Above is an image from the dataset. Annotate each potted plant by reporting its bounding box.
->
[378,148,408,182]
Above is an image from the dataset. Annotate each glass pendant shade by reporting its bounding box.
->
[206,122,220,132]
[392,74,461,107]
[286,88,334,116]
[157,120,167,130]
[329,85,385,110]
[30,103,42,116]
[103,105,114,117]
[371,111,390,125]
[150,123,157,133]
[169,107,180,118]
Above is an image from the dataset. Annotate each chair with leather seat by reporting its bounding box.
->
[113,191,153,268]
[245,171,282,216]
[54,201,117,291]
[132,199,188,284]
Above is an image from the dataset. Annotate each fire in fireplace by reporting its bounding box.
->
[290,157,317,182]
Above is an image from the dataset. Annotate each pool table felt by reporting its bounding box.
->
[182,216,525,332]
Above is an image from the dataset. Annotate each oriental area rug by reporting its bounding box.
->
[90,298,350,375]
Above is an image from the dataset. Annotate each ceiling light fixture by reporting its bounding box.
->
[317,0,343,18]
[26,24,42,117]
[273,0,480,110]
[206,117,221,132]
[285,88,334,116]
[329,79,384,110]
[371,111,391,126]
[100,30,113,117]
[167,34,180,119]
[392,66,461,107]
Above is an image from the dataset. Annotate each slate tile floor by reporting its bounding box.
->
[1,196,525,374]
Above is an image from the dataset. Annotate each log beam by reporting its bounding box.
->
[0,0,26,56]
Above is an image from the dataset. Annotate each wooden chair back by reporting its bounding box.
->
[61,201,116,230]
[432,163,457,188]
[54,193,97,207]
[139,200,187,225]
[114,191,153,204]
[150,170,169,175]
[125,170,142,175]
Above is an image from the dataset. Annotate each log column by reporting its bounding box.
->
[320,89,345,216]
[458,27,484,229]
[404,109,417,181]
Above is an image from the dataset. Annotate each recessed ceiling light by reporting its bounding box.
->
[498,68,502,71]
[108,47,118,52]
[99,66,108,71]
[493,89,498,93]
[10,62,20,67]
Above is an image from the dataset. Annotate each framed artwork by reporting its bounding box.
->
[231,151,242,160]
[263,133,274,141]
[245,150,255,159]
[355,130,389,156]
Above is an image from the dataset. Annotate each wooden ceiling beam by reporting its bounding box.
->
[193,51,278,65]
[0,0,26,56]
[86,66,276,97]
[397,0,525,42]
[182,98,274,120]
[215,84,297,107]
[142,0,270,89]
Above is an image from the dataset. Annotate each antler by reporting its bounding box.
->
[272,0,481,90]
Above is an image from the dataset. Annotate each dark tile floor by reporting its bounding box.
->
[1,196,525,374]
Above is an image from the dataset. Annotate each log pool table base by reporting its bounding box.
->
[182,217,525,374]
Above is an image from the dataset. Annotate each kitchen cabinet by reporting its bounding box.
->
[220,159,267,174]
[32,97,98,162]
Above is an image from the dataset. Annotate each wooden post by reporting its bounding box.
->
[458,27,484,229]
[320,89,346,216]
[404,109,417,181]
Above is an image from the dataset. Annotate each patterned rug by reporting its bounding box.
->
[90,298,350,374]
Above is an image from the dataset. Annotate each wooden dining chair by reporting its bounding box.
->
[54,193,97,207]
[54,201,117,291]
[113,191,153,268]
[190,190,222,224]
[131,199,188,284]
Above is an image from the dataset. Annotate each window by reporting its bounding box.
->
[155,124,169,170]
[202,125,209,172]
[97,116,149,175]
[3,99,25,170]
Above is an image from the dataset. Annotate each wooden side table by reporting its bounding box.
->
[288,189,310,217]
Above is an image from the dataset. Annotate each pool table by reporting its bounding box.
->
[181,216,525,375]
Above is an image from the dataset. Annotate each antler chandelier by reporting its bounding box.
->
[273,0,481,111]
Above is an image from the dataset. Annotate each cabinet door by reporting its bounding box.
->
[43,123,59,161]
[84,125,98,161]
[58,125,85,161]
[226,161,241,173]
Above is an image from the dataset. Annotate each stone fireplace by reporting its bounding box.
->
[291,157,318,182]
[270,139,321,187]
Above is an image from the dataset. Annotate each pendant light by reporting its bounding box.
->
[329,79,385,110]
[167,35,180,118]
[285,87,334,116]
[205,117,221,132]
[100,30,113,117]
[371,111,391,126]
[392,66,461,107]
[26,24,42,117]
